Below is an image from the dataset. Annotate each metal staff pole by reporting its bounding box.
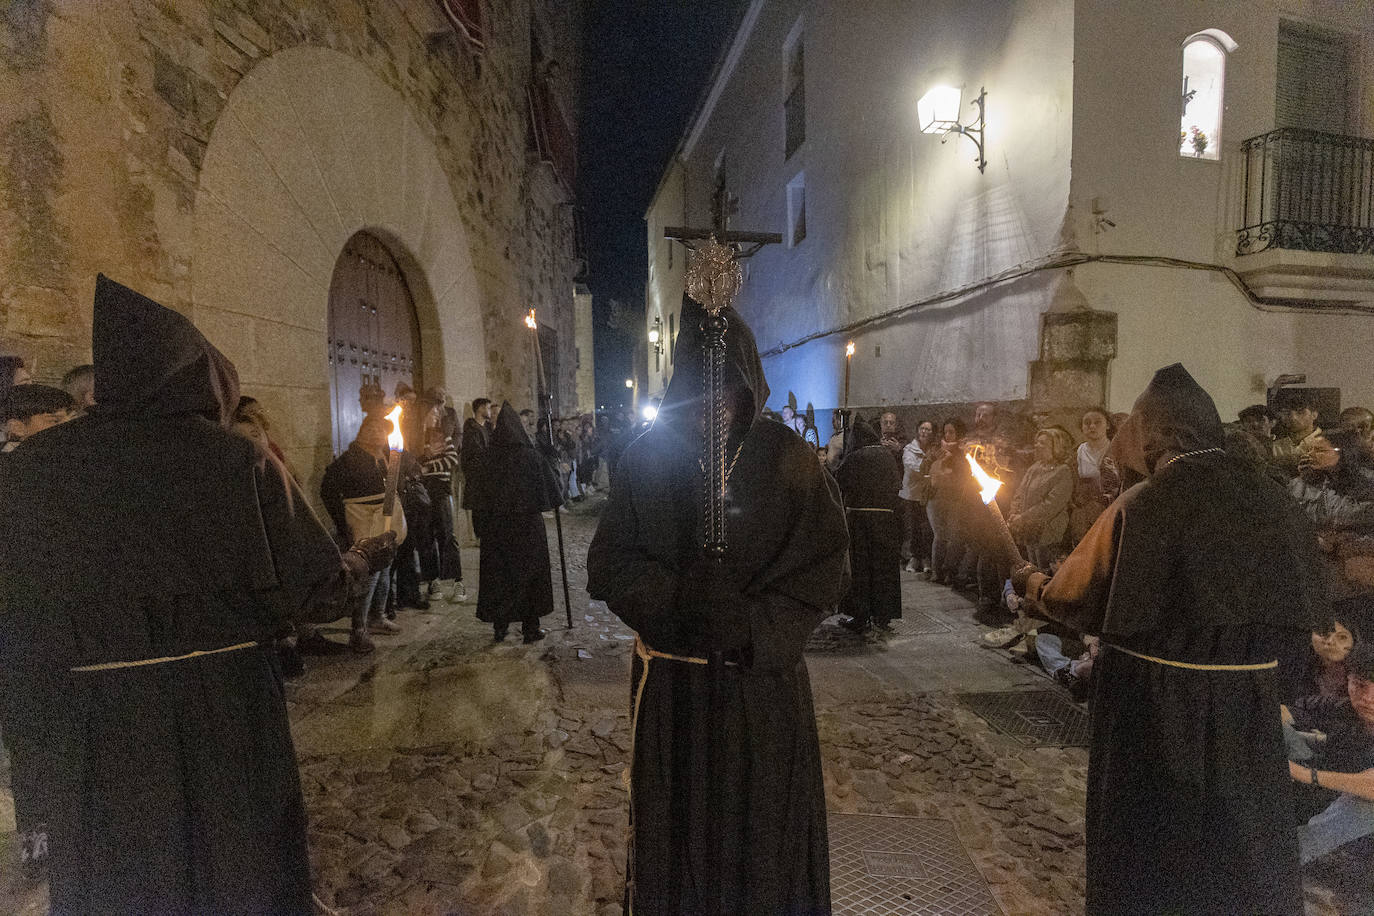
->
[685,238,743,916]
[527,310,575,630]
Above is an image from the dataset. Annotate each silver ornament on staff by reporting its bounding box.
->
[684,236,743,916]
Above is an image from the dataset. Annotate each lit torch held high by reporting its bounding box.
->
[382,404,404,532]
[966,453,1027,569]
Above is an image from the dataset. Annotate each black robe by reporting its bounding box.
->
[836,421,903,626]
[0,275,346,915]
[472,402,562,626]
[1029,363,1317,916]
[587,297,849,915]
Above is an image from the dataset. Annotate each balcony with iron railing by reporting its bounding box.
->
[1233,128,1374,305]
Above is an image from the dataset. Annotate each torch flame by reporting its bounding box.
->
[845,341,855,358]
[385,404,404,452]
[524,308,537,330]
[965,453,1002,505]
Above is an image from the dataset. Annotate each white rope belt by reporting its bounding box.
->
[70,641,261,672]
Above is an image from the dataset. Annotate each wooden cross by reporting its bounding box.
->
[664,174,782,258]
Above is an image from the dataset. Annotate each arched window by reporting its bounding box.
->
[1179,30,1236,161]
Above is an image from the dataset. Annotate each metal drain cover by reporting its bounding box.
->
[829,814,999,915]
[956,689,1090,747]
[807,614,951,653]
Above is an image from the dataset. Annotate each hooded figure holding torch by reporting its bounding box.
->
[1010,363,1319,916]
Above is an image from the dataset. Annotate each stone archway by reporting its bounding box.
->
[190,46,484,485]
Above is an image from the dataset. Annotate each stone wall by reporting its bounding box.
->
[0,0,581,485]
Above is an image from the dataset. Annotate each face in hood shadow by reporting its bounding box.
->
[655,295,769,445]
[90,274,240,426]
[1107,363,1223,482]
[491,400,534,448]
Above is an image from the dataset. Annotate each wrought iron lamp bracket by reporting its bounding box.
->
[939,87,987,173]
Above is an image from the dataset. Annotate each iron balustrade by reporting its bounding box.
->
[1237,128,1374,256]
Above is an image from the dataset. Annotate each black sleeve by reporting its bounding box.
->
[319,458,349,540]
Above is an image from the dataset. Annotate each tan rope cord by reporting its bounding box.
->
[1105,643,1277,671]
[70,641,260,672]
[845,507,894,513]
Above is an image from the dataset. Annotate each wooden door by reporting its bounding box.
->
[327,232,422,454]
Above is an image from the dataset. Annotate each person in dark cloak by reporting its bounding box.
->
[836,417,903,632]
[586,296,850,916]
[1011,363,1318,916]
[472,401,562,642]
[0,275,395,915]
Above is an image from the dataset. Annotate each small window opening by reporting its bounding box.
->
[1180,33,1231,161]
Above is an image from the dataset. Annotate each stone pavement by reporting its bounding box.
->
[0,496,1364,914]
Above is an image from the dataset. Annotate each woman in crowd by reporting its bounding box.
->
[1302,614,1362,700]
[900,419,936,574]
[1008,428,1075,569]
[1070,408,1114,543]
[421,399,464,602]
[927,417,971,585]
[1289,427,1374,532]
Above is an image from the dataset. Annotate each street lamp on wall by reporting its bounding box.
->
[918,85,987,173]
[648,315,664,356]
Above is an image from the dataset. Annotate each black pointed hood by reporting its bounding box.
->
[491,400,532,448]
[848,416,880,452]
[1107,363,1223,478]
[656,294,769,438]
[91,274,239,426]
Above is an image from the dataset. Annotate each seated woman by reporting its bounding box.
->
[1284,642,1374,865]
[1302,613,1362,701]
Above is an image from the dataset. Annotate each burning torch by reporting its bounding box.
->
[965,453,1026,570]
[382,404,404,532]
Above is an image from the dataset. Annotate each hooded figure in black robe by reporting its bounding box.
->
[1015,363,1318,916]
[472,401,562,641]
[0,275,385,915]
[836,418,903,631]
[586,296,850,915]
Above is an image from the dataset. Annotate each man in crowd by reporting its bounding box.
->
[1274,389,1324,476]
[780,403,805,436]
[1239,403,1276,448]
[471,402,561,642]
[1286,641,1374,864]
[1,384,76,453]
[878,410,905,470]
[0,274,394,915]
[321,415,402,653]
[588,297,849,914]
[1014,363,1317,915]
[60,364,96,413]
[461,397,493,540]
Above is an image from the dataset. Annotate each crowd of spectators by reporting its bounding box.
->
[769,384,1374,870]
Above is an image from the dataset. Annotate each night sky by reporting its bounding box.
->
[577,0,746,407]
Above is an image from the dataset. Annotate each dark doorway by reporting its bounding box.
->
[327,231,422,454]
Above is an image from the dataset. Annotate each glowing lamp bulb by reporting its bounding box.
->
[625,378,634,389]
[846,341,855,358]
[965,453,1002,505]
[385,404,405,452]
[524,309,537,330]
[918,85,964,134]
[642,405,658,421]
[648,328,660,343]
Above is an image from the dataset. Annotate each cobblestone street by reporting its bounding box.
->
[1,499,1366,914]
